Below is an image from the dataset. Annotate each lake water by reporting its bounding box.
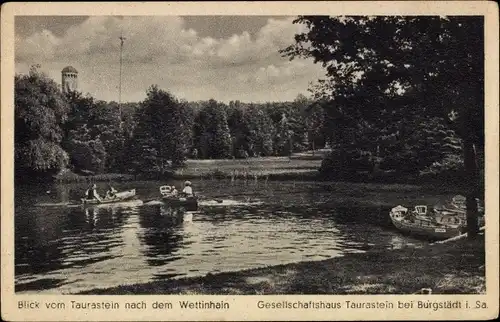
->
[14,180,429,294]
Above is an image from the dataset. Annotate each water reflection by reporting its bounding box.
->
[137,205,185,268]
[15,180,430,293]
[15,204,132,292]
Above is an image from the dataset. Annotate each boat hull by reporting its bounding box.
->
[390,216,463,240]
[161,196,198,211]
[81,189,136,205]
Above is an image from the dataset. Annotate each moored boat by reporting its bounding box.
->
[389,205,464,240]
[442,195,485,214]
[433,195,485,227]
[81,189,136,205]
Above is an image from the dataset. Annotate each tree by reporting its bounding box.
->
[63,93,125,173]
[194,99,232,159]
[263,101,310,156]
[65,139,107,173]
[264,102,291,156]
[242,105,275,157]
[91,101,124,169]
[227,103,247,158]
[304,101,327,153]
[15,65,69,179]
[171,99,195,166]
[129,85,194,173]
[290,95,312,153]
[282,16,484,237]
[128,103,160,174]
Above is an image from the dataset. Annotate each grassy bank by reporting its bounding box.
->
[49,150,475,194]
[54,170,136,183]
[81,233,485,295]
[173,158,321,180]
[52,157,323,183]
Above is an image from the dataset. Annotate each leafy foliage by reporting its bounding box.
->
[281,16,482,175]
[128,85,194,173]
[64,139,107,173]
[193,99,232,159]
[15,66,69,175]
[282,15,484,236]
[63,92,124,173]
[241,105,275,157]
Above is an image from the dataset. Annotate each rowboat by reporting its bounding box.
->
[159,185,198,211]
[81,189,137,205]
[443,195,485,214]
[389,205,464,240]
[434,195,485,227]
[162,195,199,211]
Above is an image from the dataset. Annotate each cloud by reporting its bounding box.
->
[15,29,61,62]
[15,16,324,102]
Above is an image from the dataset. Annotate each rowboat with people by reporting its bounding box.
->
[81,183,137,206]
[159,181,199,211]
[389,195,485,240]
[389,205,464,240]
[81,189,137,205]
[161,195,199,211]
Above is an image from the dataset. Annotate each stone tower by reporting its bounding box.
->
[61,66,78,93]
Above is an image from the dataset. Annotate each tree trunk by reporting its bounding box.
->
[463,137,479,238]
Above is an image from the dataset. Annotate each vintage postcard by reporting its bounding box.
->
[1,1,499,321]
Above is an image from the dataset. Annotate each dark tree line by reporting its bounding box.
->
[15,57,473,184]
[14,68,329,178]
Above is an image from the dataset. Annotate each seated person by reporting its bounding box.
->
[171,186,178,196]
[106,185,118,199]
[160,185,172,196]
[182,181,194,196]
[85,184,102,201]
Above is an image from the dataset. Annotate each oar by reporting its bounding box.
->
[196,194,224,203]
[35,202,71,207]
[143,197,158,203]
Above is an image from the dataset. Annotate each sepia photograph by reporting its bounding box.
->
[2,1,499,321]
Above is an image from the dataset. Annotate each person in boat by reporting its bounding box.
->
[106,184,118,199]
[171,186,178,196]
[182,181,194,196]
[85,184,102,202]
[161,185,172,196]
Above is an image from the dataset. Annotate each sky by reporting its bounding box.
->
[15,16,326,103]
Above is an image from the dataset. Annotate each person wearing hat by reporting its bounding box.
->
[182,181,193,196]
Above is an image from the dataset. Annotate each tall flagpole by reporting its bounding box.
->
[118,32,126,121]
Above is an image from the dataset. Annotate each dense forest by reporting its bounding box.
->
[15,67,327,178]
[14,64,475,184]
[15,16,483,195]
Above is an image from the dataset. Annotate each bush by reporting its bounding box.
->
[419,154,465,181]
[319,148,375,180]
[236,148,249,159]
[67,139,107,173]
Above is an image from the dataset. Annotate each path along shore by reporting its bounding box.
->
[81,232,485,295]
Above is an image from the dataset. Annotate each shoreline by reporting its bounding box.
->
[51,157,324,183]
[38,152,469,188]
[79,233,485,295]
[49,170,466,190]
